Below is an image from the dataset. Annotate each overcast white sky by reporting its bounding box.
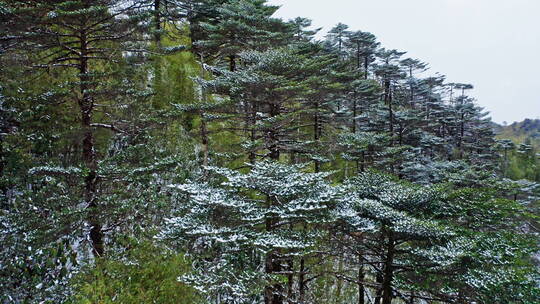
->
[268,0,540,124]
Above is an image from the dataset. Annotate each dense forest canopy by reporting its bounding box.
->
[0,1,538,303]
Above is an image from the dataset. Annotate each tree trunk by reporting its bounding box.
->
[398,125,403,146]
[356,43,361,70]
[265,203,283,304]
[229,54,236,72]
[385,80,394,146]
[287,256,294,303]
[264,102,282,304]
[352,97,361,173]
[79,30,103,257]
[152,0,164,109]
[314,100,321,172]
[360,151,366,172]
[248,99,257,163]
[200,113,209,167]
[336,253,344,300]
[199,54,210,167]
[352,97,357,134]
[460,112,465,159]
[381,230,395,304]
[0,130,6,202]
[357,255,365,304]
[298,250,306,303]
[364,57,369,79]
[374,272,383,304]
[154,0,161,47]
[409,67,414,107]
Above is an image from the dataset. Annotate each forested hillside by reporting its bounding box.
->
[495,119,540,182]
[496,119,540,147]
[1,1,539,303]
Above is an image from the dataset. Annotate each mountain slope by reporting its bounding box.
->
[496,118,540,147]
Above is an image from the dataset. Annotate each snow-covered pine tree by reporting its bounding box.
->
[161,161,338,303]
[335,171,451,304]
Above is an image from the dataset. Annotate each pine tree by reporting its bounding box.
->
[345,31,380,77]
[195,0,291,71]
[289,17,321,43]
[161,161,339,303]
[335,172,451,304]
[326,23,350,59]
[205,48,312,164]
[374,49,406,149]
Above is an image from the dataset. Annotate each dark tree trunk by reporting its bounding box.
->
[409,67,414,107]
[364,57,369,79]
[229,54,236,72]
[374,272,383,304]
[384,80,394,146]
[298,252,306,303]
[357,255,365,304]
[459,112,465,159]
[248,99,257,163]
[381,230,395,304]
[313,100,321,172]
[154,0,161,47]
[360,151,366,172]
[264,101,283,304]
[200,113,209,167]
[352,96,361,173]
[287,256,294,303]
[352,97,357,134]
[265,201,283,304]
[79,30,103,257]
[152,0,163,108]
[265,249,283,304]
[187,1,203,56]
[398,125,403,146]
[0,130,6,202]
[356,43,361,70]
[199,54,210,167]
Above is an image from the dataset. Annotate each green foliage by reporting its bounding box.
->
[69,242,199,304]
[496,119,540,181]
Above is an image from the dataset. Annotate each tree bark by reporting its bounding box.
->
[200,113,209,167]
[384,80,394,147]
[381,230,395,304]
[298,250,306,303]
[264,101,283,304]
[79,29,103,257]
[364,57,369,79]
[356,43,361,70]
[199,54,210,167]
[229,54,236,72]
[265,200,283,304]
[154,0,161,47]
[357,254,365,304]
[287,255,294,304]
[374,272,383,304]
[152,0,163,109]
[313,99,321,172]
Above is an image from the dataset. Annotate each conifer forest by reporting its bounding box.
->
[1,1,539,303]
